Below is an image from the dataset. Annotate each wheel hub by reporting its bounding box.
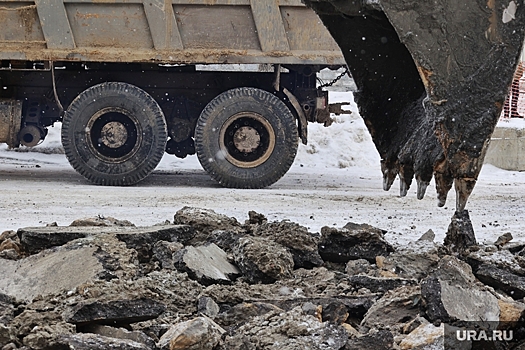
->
[219,112,276,168]
[233,126,260,153]
[87,107,140,161]
[100,121,127,149]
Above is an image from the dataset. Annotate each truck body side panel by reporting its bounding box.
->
[0,0,345,64]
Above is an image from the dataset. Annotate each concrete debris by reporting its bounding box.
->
[267,295,378,322]
[79,324,156,348]
[0,294,15,325]
[402,316,429,334]
[516,246,525,257]
[321,301,349,324]
[421,256,499,326]
[205,230,242,254]
[152,241,184,270]
[399,323,443,350]
[361,286,421,329]
[319,223,395,263]
[233,236,294,283]
[174,243,240,285]
[1,207,525,349]
[0,244,105,302]
[58,333,150,350]
[158,317,221,350]
[417,229,435,242]
[0,231,21,260]
[215,302,284,327]
[0,230,16,242]
[0,242,20,261]
[173,207,244,244]
[245,210,268,225]
[494,232,513,247]
[379,241,441,280]
[345,258,373,276]
[220,307,349,350]
[344,329,394,350]
[197,296,220,319]
[252,220,323,268]
[12,311,75,350]
[498,299,525,322]
[0,325,11,347]
[505,242,525,254]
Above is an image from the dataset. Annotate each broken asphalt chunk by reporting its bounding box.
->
[473,264,525,300]
[443,210,477,252]
[63,298,166,326]
[319,224,394,264]
[238,295,379,325]
[70,216,135,227]
[347,275,418,294]
[17,227,86,255]
[115,225,194,262]
[466,248,525,277]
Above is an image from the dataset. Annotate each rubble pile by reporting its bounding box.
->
[1,208,525,349]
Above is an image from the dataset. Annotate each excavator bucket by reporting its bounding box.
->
[305,0,525,211]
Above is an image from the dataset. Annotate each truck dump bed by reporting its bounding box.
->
[0,0,344,65]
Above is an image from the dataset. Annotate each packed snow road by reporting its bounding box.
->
[1,93,524,246]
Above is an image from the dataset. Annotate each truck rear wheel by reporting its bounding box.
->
[62,82,167,185]
[195,87,298,188]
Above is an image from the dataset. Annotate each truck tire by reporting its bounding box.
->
[62,82,167,186]
[195,87,298,188]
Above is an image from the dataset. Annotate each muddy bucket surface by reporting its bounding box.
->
[305,0,525,210]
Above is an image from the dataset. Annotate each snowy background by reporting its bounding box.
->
[1,91,525,247]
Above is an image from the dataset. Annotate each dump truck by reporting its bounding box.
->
[0,0,347,188]
[304,0,525,211]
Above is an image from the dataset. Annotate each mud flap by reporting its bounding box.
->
[305,0,525,210]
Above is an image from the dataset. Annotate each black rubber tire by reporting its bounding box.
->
[195,87,298,188]
[62,82,167,186]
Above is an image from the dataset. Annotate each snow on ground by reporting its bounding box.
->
[497,115,525,129]
[1,92,525,247]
